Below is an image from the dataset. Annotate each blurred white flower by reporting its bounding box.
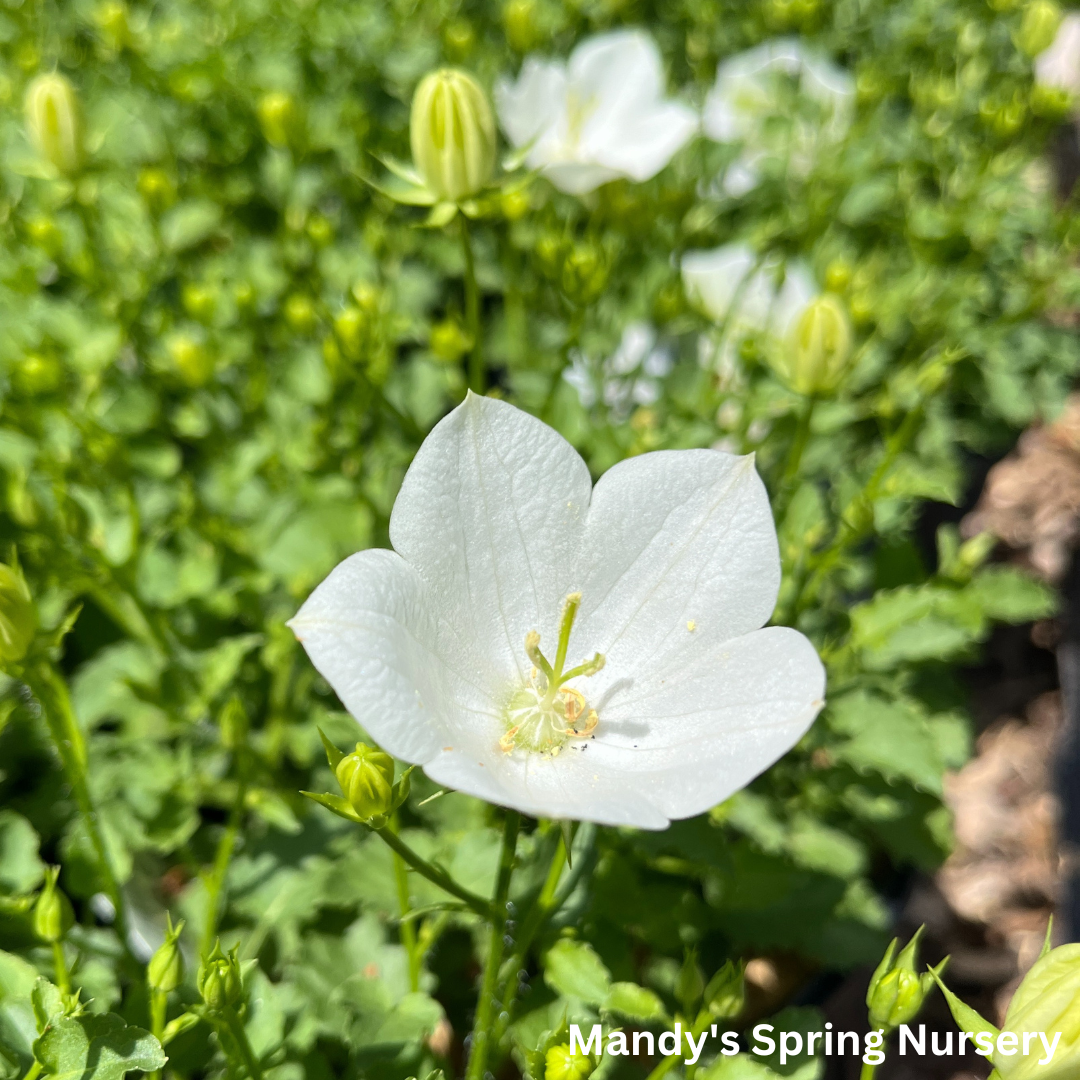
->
[703,38,854,195]
[1035,14,1080,95]
[564,322,673,415]
[495,29,699,196]
[291,394,824,829]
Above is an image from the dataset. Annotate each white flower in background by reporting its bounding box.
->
[681,243,817,344]
[703,39,854,196]
[1035,14,1080,95]
[495,29,699,196]
[563,322,674,414]
[291,394,825,829]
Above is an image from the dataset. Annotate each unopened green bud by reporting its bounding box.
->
[504,0,539,52]
[1031,82,1073,117]
[33,867,74,944]
[1017,0,1062,57]
[995,943,1080,1079]
[219,696,247,752]
[25,73,81,174]
[676,950,706,1013]
[0,562,36,666]
[258,91,297,147]
[866,927,941,1032]
[410,69,496,202]
[137,167,176,211]
[705,960,746,1020]
[782,294,853,396]
[198,941,243,1011]
[334,308,365,356]
[430,318,472,363]
[147,916,185,994]
[335,743,395,822]
[561,243,607,303]
[167,333,213,387]
[545,1044,596,1080]
[284,294,316,331]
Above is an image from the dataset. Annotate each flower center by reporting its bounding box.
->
[499,591,604,757]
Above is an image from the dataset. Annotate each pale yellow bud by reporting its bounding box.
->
[410,69,496,202]
[24,73,81,174]
[781,294,853,396]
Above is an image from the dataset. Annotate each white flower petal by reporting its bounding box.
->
[568,30,666,118]
[681,243,757,323]
[769,260,818,339]
[288,549,463,763]
[575,449,780,680]
[495,58,568,148]
[1037,14,1080,93]
[389,393,593,688]
[586,626,825,821]
[589,101,699,182]
[542,161,623,195]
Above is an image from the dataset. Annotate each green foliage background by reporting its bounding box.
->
[0,0,1074,1077]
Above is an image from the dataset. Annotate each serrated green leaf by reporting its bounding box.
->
[35,1013,165,1080]
[603,982,667,1021]
[543,939,611,1006]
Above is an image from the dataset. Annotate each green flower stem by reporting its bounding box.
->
[860,1062,878,1080]
[373,826,495,919]
[27,662,129,954]
[200,781,247,963]
[149,988,167,1080]
[465,811,520,1080]
[773,395,818,525]
[460,215,483,394]
[20,1061,43,1080]
[391,817,422,992]
[644,1013,711,1080]
[51,940,70,995]
[221,1004,263,1080]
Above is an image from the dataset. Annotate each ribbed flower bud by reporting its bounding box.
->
[335,743,395,822]
[782,294,853,396]
[25,73,81,175]
[33,867,74,944]
[410,69,496,202]
[147,917,185,994]
[867,927,941,1032]
[0,562,36,667]
[198,942,243,1011]
[545,1044,596,1080]
[1017,0,1062,57]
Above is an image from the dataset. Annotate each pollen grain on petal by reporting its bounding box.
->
[687,619,696,631]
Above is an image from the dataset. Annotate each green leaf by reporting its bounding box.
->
[602,982,667,1021]
[928,969,998,1041]
[543,939,611,1006]
[0,812,45,894]
[35,1013,165,1080]
[159,200,222,252]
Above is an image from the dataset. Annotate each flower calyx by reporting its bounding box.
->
[866,925,946,1032]
[705,959,746,1021]
[500,591,605,757]
[301,729,413,828]
[148,914,185,995]
[0,559,36,671]
[198,941,244,1013]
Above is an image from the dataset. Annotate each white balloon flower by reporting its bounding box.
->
[290,394,825,829]
[703,39,854,196]
[1036,14,1080,96]
[494,29,699,196]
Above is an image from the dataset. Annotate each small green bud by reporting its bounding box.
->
[443,18,475,60]
[198,941,243,1011]
[24,72,81,174]
[335,743,395,822]
[33,867,74,944]
[219,695,248,752]
[676,950,706,1013]
[544,1044,596,1080]
[866,927,941,1032]
[167,333,213,387]
[504,0,539,52]
[781,294,853,396]
[258,91,297,147]
[1031,82,1073,117]
[147,916,185,994]
[284,294,316,331]
[334,307,365,356]
[410,69,496,202]
[561,243,607,303]
[182,283,216,322]
[1017,0,1062,57]
[137,167,177,211]
[0,562,36,666]
[705,960,746,1020]
[430,318,472,363]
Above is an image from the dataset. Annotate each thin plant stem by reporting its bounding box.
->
[643,1012,710,1080]
[200,783,246,962]
[51,940,70,994]
[28,663,130,955]
[374,826,494,919]
[465,811,520,1080]
[221,1005,263,1080]
[391,818,421,992]
[773,395,817,525]
[21,1062,43,1080]
[860,1062,877,1080]
[460,215,483,394]
[149,989,167,1080]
